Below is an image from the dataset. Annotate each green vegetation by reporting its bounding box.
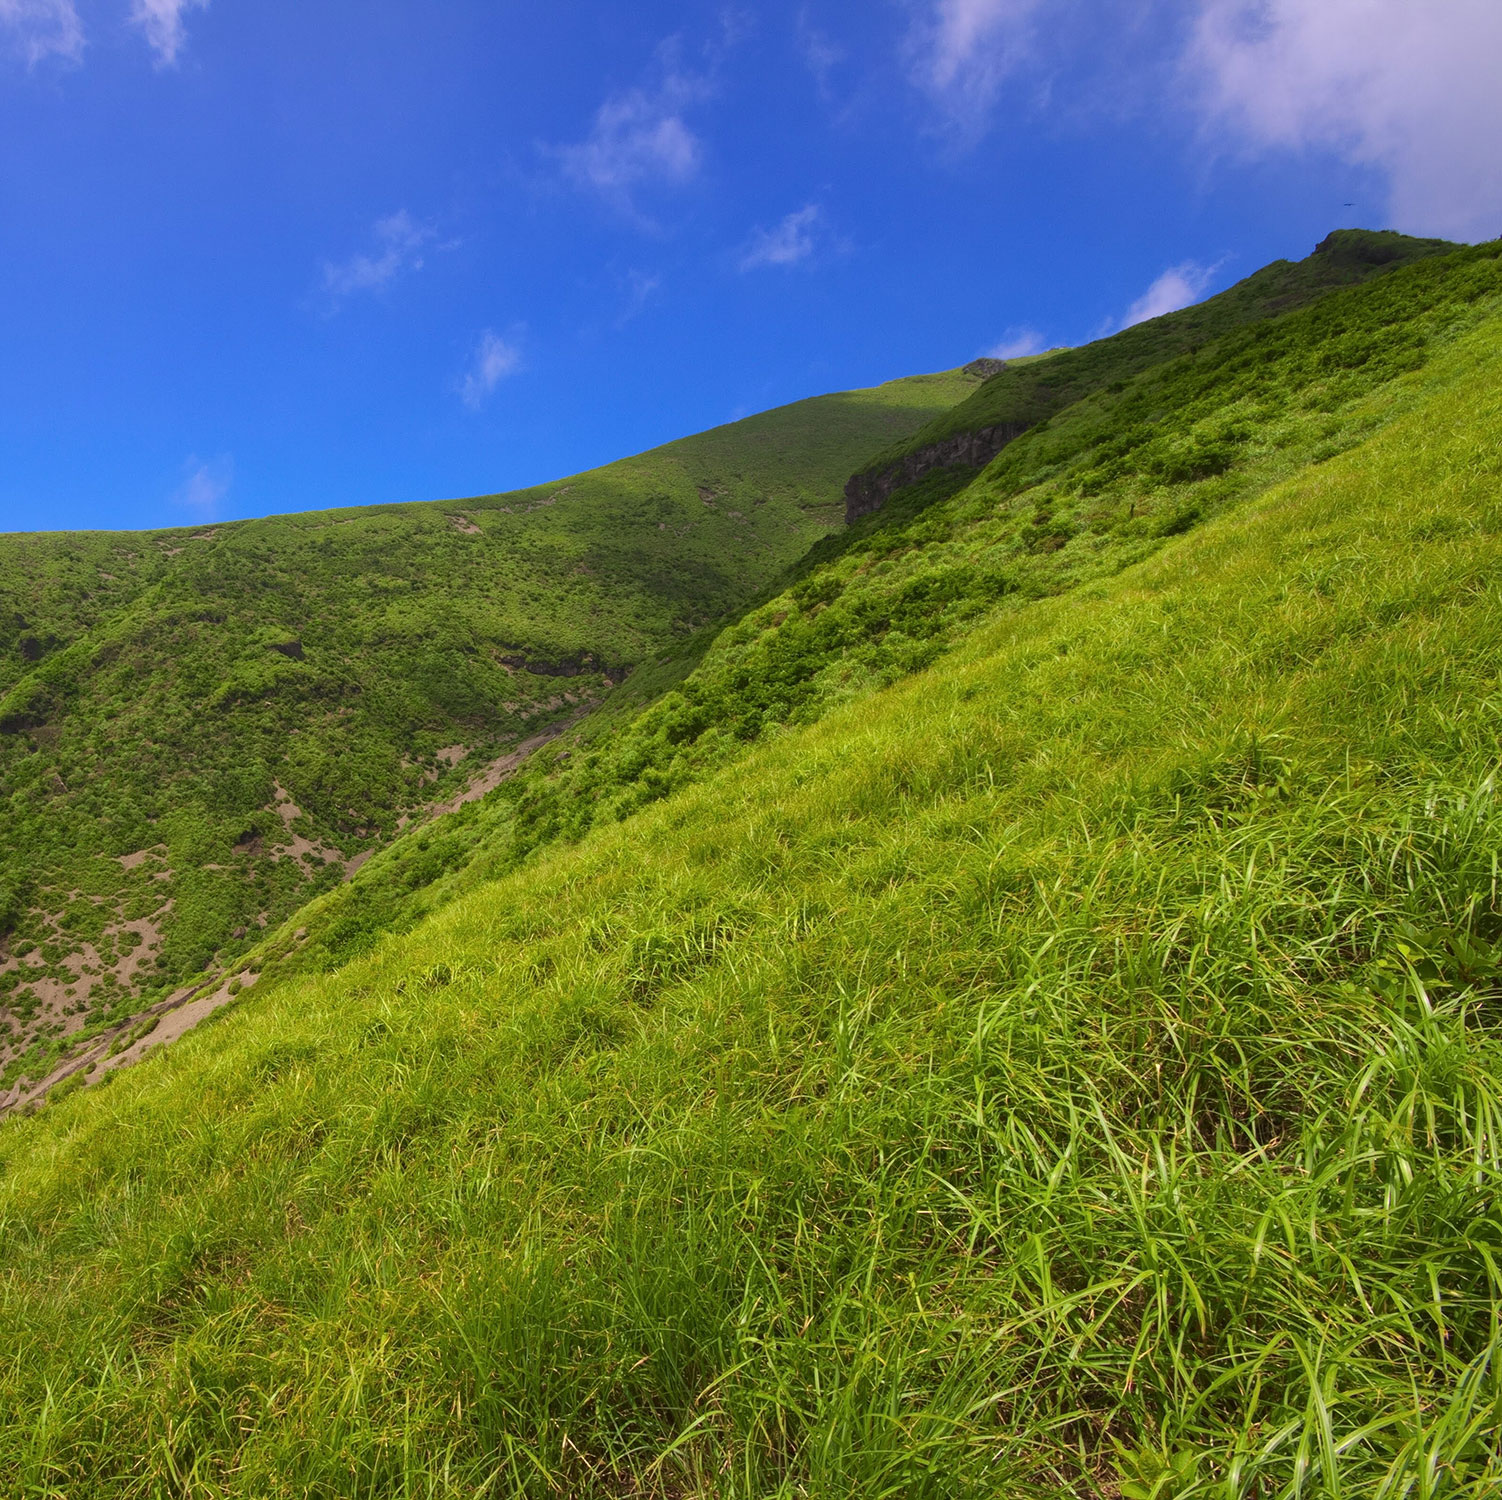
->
[247,236,1502,986]
[0,365,981,1092]
[851,229,1457,493]
[3,274,1502,1494]
[3,231,1502,1494]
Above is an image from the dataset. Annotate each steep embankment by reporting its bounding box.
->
[1,278,1500,1495]
[0,366,982,1100]
[234,236,1501,995]
[844,229,1456,521]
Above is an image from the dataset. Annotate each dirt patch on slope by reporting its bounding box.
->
[269,784,364,876]
[429,712,589,819]
[0,904,170,1059]
[2,710,597,1117]
[117,845,167,872]
[0,970,257,1119]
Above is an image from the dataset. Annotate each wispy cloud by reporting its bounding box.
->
[739,205,826,271]
[616,269,662,326]
[176,454,232,518]
[1185,0,1502,242]
[459,330,522,410]
[320,212,436,305]
[984,327,1045,359]
[906,0,1044,137]
[1120,261,1217,330]
[0,0,83,65]
[129,0,207,66]
[797,10,844,92]
[549,42,712,219]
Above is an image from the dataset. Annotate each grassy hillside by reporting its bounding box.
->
[848,230,1458,507]
[0,366,981,1100]
[240,238,1502,989]
[1,262,1500,1492]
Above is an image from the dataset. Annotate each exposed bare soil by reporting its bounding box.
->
[0,971,256,1118]
[429,712,588,818]
[1,715,590,1117]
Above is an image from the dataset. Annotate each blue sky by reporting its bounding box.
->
[2,0,1498,534]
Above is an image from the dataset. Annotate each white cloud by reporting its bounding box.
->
[129,0,207,66]
[551,48,710,217]
[797,10,844,90]
[1121,261,1217,329]
[1186,0,1502,242]
[984,327,1045,359]
[321,212,435,304]
[0,0,83,65]
[176,455,232,518]
[906,0,1044,134]
[459,331,521,410]
[616,269,662,325]
[739,205,824,271]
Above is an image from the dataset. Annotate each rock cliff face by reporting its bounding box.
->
[498,650,630,685]
[843,420,1031,523]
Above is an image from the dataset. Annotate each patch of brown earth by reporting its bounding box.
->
[0,970,258,1118]
[100,972,256,1076]
[429,709,591,819]
[2,712,592,1115]
[492,484,573,516]
[113,911,169,989]
[28,907,166,1029]
[0,903,172,1105]
[267,783,370,878]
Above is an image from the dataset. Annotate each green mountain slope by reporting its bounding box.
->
[845,229,1457,520]
[237,237,1500,994]
[2,274,1500,1494]
[0,366,982,1092]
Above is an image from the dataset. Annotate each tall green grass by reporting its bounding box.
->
[251,241,1502,988]
[2,311,1502,1494]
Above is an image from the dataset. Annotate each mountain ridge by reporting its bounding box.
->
[844,228,1458,522]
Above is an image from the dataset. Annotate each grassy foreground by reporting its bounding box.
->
[3,318,1502,1496]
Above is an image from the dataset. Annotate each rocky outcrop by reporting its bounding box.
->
[498,651,630,685]
[843,421,1032,524]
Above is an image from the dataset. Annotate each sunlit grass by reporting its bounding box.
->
[256,241,1502,989]
[2,306,1502,1495]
